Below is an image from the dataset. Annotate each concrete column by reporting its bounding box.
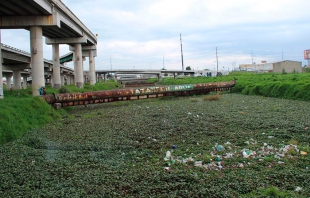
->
[52,44,61,89]
[22,75,28,89]
[61,75,65,86]
[74,43,83,88]
[114,72,118,82]
[50,75,54,87]
[72,52,76,83]
[89,50,96,85]
[0,44,3,98]
[13,70,21,90]
[30,26,44,96]
[6,75,12,90]
[157,74,162,82]
[69,75,73,85]
[104,73,107,83]
[71,74,75,85]
[66,75,70,85]
[97,74,101,83]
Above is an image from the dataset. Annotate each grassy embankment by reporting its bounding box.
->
[149,72,310,101]
[0,81,120,145]
[1,72,310,145]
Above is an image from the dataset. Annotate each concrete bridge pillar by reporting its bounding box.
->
[70,75,73,85]
[52,44,61,89]
[157,74,162,82]
[89,50,96,85]
[74,43,83,88]
[71,74,75,85]
[174,73,177,79]
[114,73,118,82]
[6,75,12,90]
[96,73,100,83]
[30,26,45,96]
[67,75,72,85]
[50,75,54,87]
[13,70,21,90]
[104,73,107,83]
[22,75,28,89]
[65,75,68,85]
[61,75,65,86]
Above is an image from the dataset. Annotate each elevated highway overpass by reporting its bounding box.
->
[84,69,197,83]
[0,0,97,96]
[1,43,74,90]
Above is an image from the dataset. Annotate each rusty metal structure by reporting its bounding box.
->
[43,80,236,109]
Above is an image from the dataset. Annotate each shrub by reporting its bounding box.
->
[59,86,70,93]
[203,92,220,101]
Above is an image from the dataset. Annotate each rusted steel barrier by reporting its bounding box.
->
[43,79,236,109]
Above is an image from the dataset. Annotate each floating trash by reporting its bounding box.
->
[300,151,307,155]
[216,144,225,151]
[194,161,203,167]
[161,140,306,172]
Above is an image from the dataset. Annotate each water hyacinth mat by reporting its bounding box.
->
[1,94,309,197]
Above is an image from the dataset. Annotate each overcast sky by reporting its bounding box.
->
[1,0,310,71]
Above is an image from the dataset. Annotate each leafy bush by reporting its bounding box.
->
[59,86,70,93]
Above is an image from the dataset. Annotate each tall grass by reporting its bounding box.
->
[230,72,310,101]
[0,89,62,145]
[149,72,310,101]
[0,81,120,145]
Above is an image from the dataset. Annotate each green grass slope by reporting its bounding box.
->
[0,81,121,145]
[150,72,310,101]
[0,88,62,145]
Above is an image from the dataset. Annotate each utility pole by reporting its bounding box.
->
[216,47,218,73]
[282,50,283,60]
[110,55,112,70]
[180,34,184,71]
[163,54,165,69]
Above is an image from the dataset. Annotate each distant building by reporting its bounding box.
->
[239,60,302,73]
